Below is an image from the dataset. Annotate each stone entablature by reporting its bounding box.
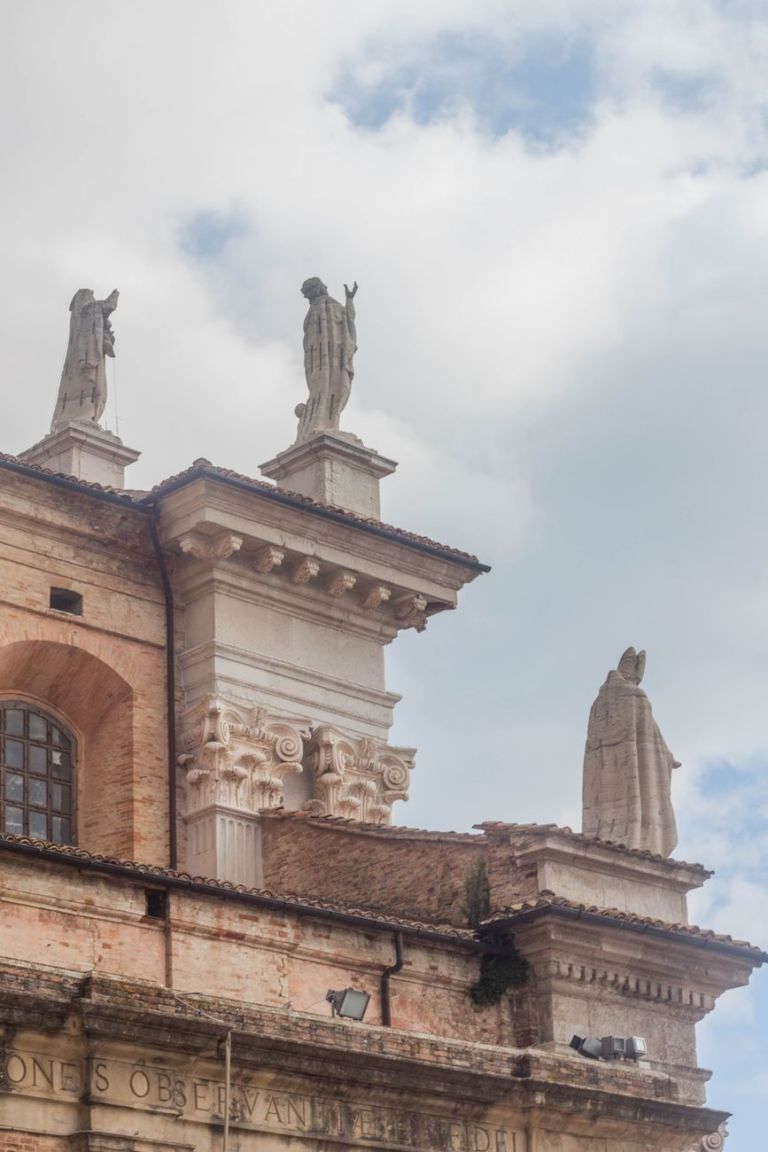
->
[0,954,733,1152]
[480,823,709,924]
[168,519,442,638]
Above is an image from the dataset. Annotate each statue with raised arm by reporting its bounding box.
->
[582,648,680,856]
[295,277,357,443]
[51,288,119,432]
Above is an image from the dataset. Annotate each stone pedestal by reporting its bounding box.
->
[260,433,397,519]
[19,421,140,489]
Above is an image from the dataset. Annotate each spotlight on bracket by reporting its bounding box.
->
[570,1034,648,1062]
[601,1035,627,1060]
[569,1034,603,1059]
[326,988,371,1021]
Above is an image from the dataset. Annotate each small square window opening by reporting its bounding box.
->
[49,588,83,615]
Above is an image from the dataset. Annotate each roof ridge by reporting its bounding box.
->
[475,821,711,874]
[0,832,472,939]
[485,894,767,958]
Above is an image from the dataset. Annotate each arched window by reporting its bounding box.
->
[0,702,75,844]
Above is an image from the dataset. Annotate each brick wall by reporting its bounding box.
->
[260,817,488,926]
[0,471,168,863]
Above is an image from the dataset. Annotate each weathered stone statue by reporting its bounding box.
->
[582,648,679,856]
[51,288,119,432]
[295,278,357,442]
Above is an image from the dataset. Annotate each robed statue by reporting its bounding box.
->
[582,648,679,856]
[51,288,119,432]
[295,278,357,442]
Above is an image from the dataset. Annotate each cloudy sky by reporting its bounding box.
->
[2,1,767,1146]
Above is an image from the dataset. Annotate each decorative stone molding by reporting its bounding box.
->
[360,583,391,610]
[253,545,284,573]
[303,724,414,824]
[393,592,428,631]
[686,1124,728,1151]
[541,957,716,1014]
[326,570,357,597]
[179,696,309,814]
[291,556,321,584]
[178,531,243,561]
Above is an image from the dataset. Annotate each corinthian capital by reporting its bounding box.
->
[179,696,310,814]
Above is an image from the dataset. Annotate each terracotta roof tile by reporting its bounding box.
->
[0,832,473,941]
[146,459,487,568]
[0,451,140,501]
[476,821,712,875]
[0,452,486,568]
[484,894,768,961]
[259,810,482,842]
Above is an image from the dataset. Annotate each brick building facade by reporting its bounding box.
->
[0,332,764,1151]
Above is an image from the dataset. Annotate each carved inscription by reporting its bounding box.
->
[2,1050,517,1151]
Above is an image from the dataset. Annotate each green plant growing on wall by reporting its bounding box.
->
[469,938,529,1005]
[462,859,491,928]
[462,861,529,1004]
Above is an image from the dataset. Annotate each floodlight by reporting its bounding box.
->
[626,1036,647,1060]
[601,1036,627,1060]
[326,988,370,1021]
[569,1034,602,1059]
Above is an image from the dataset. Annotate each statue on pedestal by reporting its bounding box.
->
[582,648,679,856]
[295,277,357,442]
[51,288,119,432]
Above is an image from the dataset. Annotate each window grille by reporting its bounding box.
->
[0,702,75,844]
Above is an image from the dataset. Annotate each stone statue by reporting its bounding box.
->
[295,278,357,442]
[582,648,679,856]
[51,288,119,432]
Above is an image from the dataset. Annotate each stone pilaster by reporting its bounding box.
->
[178,695,309,884]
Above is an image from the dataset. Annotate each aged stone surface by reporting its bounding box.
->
[51,288,118,431]
[296,277,357,442]
[685,1123,728,1150]
[179,695,309,814]
[582,648,679,856]
[303,724,414,823]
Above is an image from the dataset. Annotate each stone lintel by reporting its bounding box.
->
[260,432,397,519]
[18,420,140,489]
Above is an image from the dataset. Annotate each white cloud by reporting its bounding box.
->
[2,5,768,1140]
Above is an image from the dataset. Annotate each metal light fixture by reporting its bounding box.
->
[601,1035,627,1060]
[326,988,371,1021]
[569,1034,603,1059]
[570,1034,648,1061]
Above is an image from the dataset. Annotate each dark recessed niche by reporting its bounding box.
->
[49,588,83,615]
[144,890,167,920]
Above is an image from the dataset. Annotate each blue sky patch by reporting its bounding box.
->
[651,68,720,111]
[332,32,596,146]
[179,209,247,260]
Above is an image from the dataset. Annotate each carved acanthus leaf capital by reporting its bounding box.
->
[686,1125,728,1152]
[393,592,428,632]
[360,583,391,610]
[326,570,357,597]
[178,531,243,561]
[292,556,321,585]
[303,724,414,824]
[179,695,309,814]
[254,545,285,574]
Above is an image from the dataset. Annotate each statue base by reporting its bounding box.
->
[260,433,397,519]
[18,421,140,490]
